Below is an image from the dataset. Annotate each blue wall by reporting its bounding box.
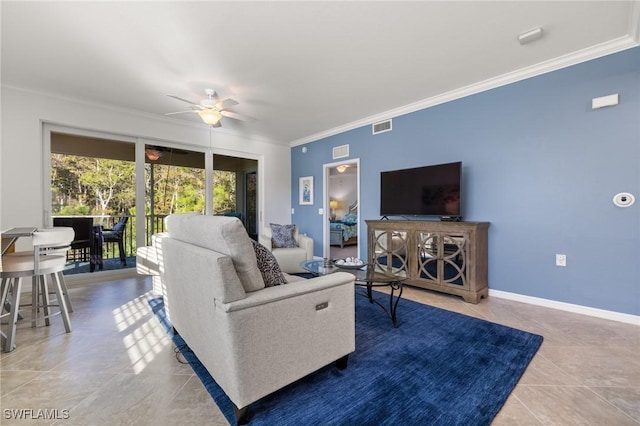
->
[291,47,640,316]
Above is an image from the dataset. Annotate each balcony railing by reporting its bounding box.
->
[53,214,168,264]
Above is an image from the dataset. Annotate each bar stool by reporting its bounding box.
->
[0,227,74,352]
[3,228,74,314]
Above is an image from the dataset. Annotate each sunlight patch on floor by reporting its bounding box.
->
[112,293,151,332]
[112,291,170,374]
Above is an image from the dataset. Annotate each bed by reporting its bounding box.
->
[329,201,358,248]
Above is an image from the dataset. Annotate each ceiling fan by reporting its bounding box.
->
[165,88,254,127]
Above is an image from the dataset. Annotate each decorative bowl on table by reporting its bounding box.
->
[333,257,366,270]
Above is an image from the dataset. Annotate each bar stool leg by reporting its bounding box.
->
[0,278,10,349]
[31,275,51,328]
[57,272,73,313]
[2,278,22,322]
[1,278,11,316]
[31,276,43,327]
[40,275,51,327]
[51,273,71,333]
[5,277,23,352]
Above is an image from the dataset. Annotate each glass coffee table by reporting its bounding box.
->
[301,260,407,327]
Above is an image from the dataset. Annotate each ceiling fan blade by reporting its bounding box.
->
[166,94,198,106]
[221,110,255,122]
[164,110,198,116]
[215,98,239,110]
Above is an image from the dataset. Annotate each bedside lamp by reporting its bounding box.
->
[329,200,338,220]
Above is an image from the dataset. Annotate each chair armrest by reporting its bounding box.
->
[151,232,168,249]
[222,272,354,312]
[296,233,314,260]
[213,271,355,408]
[258,234,272,251]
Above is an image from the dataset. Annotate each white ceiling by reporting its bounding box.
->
[2,1,638,146]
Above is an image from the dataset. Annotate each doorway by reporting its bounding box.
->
[324,160,360,260]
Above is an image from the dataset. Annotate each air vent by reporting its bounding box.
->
[372,119,392,135]
[333,144,349,159]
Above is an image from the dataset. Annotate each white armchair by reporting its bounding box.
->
[259,225,313,274]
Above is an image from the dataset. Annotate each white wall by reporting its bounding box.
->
[0,87,292,238]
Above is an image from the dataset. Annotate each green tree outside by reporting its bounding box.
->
[51,153,237,258]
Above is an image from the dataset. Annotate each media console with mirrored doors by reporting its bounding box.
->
[366,219,489,303]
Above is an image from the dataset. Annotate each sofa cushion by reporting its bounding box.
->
[165,214,265,292]
[250,240,287,287]
[270,223,298,248]
[215,255,248,303]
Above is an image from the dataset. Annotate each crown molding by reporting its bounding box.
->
[290,35,639,147]
[2,84,279,146]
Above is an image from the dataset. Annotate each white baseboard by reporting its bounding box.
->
[489,289,640,326]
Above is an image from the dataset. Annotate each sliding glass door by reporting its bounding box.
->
[50,132,137,274]
[144,144,206,244]
[45,125,260,275]
[212,154,258,240]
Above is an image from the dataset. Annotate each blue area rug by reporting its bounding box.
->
[149,292,542,425]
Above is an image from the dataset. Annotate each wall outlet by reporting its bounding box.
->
[291,208,295,214]
[556,254,567,267]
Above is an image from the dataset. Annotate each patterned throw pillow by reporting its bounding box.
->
[343,213,358,225]
[269,223,298,248]
[250,239,287,287]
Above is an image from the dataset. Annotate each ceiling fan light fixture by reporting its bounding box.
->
[198,109,222,125]
[336,165,349,173]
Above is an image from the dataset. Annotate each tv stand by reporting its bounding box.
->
[366,220,489,303]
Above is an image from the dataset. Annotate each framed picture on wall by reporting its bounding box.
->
[299,176,313,205]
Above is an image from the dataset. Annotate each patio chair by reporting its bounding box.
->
[53,217,101,272]
[102,217,128,265]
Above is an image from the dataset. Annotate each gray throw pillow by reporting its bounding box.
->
[269,223,298,248]
[250,239,287,287]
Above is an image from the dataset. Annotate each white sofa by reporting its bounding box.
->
[155,214,355,424]
[258,225,313,274]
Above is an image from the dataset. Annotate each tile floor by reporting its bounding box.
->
[1,276,639,425]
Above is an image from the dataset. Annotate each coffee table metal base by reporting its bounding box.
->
[359,280,403,328]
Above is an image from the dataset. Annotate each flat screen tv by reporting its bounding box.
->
[380,161,461,218]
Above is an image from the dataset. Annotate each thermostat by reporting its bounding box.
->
[613,192,635,208]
